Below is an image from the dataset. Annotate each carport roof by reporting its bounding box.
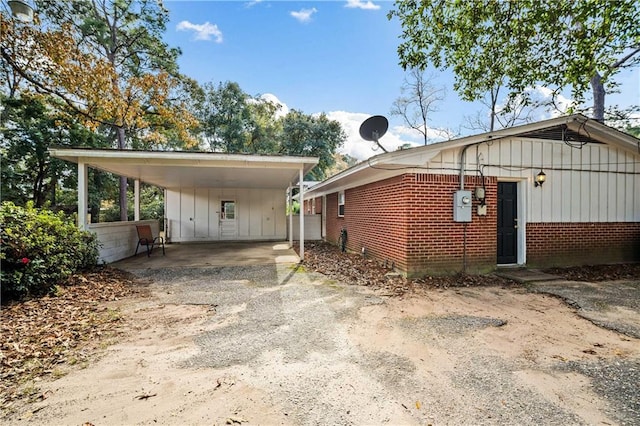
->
[49,148,319,189]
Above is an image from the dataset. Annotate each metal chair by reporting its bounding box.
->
[135,225,165,257]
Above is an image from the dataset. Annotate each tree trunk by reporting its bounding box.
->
[489,86,499,132]
[116,126,128,221]
[590,72,605,123]
[34,159,46,207]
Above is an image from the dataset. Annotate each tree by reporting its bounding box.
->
[464,87,541,132]
[279,110,346,181]
[196,82,285,154]
[245,97,282,154]
[626,126,640,138]
[191,80,346,178]
[389,0,640,123]
[1,0,198,220]
[391,68,445,145]
[198,81,251,153]
[0,94,110,208]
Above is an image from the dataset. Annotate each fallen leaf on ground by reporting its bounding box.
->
[0,267,145,415]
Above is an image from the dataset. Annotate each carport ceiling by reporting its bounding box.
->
[49,148,319,189]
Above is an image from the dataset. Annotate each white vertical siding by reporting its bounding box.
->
[248,188,262,236]
[427,137,640,223]
[625,154,636,220]
[274,190,287,237]
[180,188,195,238]
[208,188,220,237]
[165,187,287,242]
[165,190,180,241]
[579,146,591,222]
[195,188,209,238]
[90,220,159,263]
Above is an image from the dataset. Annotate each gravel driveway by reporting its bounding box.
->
[133,263,639,425]
[15,263,640,425]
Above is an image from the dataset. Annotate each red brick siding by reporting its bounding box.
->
[303,197,322,214]
[325,173,497,277]
[325,172,640,276]
[314,196,322,215]
[527,222,640,267]
[326,175,409,270]
[405,174,497,276]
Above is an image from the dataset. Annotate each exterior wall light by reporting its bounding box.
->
[534,170,546,187]
[8,0,34,21]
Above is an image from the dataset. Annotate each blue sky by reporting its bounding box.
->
[163,0,640,160]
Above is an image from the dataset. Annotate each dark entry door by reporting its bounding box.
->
[497,182,518,264]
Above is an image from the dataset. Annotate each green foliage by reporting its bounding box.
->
[0,202,99,301]
[199,81,252,153]
[100,183,164,223]
[626,126,640,138]
[389,0,640,120]
[0,94,108,207]
[279,110,346,180]
[286,201,301,215]
[194,81,346,179]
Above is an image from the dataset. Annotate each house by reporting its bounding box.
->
[49,148,318,263]
[304,114,640,277]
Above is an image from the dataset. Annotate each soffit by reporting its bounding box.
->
[49,148,319,189]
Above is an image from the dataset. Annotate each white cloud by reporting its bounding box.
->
[245,0,263,7]
[344,0,381,10]
[259,93,289,119]
[176,21,223,43]
[325,111,422,161]
[290,8,317,23]
[391,124,452,143]
[527,86,574,118]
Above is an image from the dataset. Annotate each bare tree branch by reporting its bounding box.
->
[391,68,445,145]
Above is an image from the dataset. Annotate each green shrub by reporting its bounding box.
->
[1,202,99,301]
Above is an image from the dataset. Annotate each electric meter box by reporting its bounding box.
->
[453,190,472,222]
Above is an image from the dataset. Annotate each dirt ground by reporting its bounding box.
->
[3,259,639,425]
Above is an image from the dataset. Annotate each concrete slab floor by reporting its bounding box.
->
[495,268,563,283]
[112,241,300,272]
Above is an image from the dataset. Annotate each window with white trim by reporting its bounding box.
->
[338,191,345,217]
[311,198,316,214]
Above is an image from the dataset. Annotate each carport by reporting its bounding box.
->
[113,241,300,270]
[49,148,318,263]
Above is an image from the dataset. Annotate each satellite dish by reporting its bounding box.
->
[359,115,388,143]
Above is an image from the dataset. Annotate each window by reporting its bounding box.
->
[311,198,316,215]
[338,191,345,217]
[221,200,235,220]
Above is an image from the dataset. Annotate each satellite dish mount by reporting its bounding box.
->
[359,115,389,153]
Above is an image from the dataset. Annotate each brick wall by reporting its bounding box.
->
[527,222,640,267]
[303,197,323,214]
[323,172,640,276]
[325,176,408,270]
[324,173,497,277]
[405,174,497,276]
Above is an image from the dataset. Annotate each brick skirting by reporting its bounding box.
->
[526,222,640,267]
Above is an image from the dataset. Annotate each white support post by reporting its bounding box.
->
[77,161,88,230]
[299,169,304,261]
[288,184,293,248]
[134,179,140,222]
